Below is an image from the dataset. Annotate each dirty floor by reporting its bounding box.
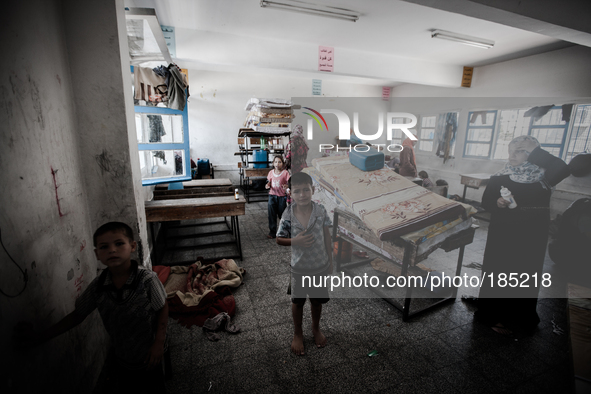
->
[159,201,575,394]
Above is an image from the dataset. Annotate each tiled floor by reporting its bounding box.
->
[159,201,574,394]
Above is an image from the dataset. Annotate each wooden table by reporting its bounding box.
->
[153,186,234,200]
[459,173,490,202]
[155,178,232,190]
[145,195,245,265]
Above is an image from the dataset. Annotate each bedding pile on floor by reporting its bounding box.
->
[154,259,245,328]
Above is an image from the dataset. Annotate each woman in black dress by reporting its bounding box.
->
[475,136,555,336]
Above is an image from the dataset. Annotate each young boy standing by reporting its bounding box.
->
[276,172,333,355]
[15,222,168,393]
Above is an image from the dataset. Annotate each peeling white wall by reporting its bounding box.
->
[391,45,591,215]
[0,1,147,393]
[187,70,383,183]
[64,0,150,265]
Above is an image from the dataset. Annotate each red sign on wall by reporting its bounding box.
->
[319,46,334,72]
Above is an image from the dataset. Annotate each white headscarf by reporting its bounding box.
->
[493,136,545,183]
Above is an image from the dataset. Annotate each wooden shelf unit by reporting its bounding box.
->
[237,128,290,203]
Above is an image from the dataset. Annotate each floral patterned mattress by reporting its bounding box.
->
[306,156,475,241]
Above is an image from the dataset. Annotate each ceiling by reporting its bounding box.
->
[124,0,583,88]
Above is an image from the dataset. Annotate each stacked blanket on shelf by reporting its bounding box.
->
[304,156,476,242]
[242,98,298,133]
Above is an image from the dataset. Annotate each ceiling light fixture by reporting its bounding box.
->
[260,0,360,22]
[431,29,495,49]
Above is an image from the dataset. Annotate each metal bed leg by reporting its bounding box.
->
[401,240,413,322]
[333,212,342,272]
[452,245,466,300]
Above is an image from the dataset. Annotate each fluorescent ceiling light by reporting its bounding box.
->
[260,0,360,22]
[431,29,495,49]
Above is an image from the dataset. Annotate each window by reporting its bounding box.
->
[464,105,581,162]
[417,116,436,152]
[132,68,190,186]
[492,109,530,160]
[464,111,497,158]
[566,104,591,163]
[491,106,569,160]
[389,116,417,146]
[530,107,568,158]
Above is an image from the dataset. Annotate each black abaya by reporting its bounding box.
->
[476,175,551,330]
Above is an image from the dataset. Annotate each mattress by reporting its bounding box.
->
[305,167,474,265]
[306,156,476,241]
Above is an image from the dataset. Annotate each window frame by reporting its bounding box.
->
[389,116,416,146]
[528,105,569,159]
[565,104,591,163]
[417,115,436,152]
[134,99,191,186]
[463,110,497,159]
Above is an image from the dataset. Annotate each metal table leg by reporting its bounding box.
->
[234,215,243,261]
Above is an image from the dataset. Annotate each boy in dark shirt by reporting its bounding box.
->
[16,222,168,393]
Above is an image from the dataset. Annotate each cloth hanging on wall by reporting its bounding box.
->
[435,112,457,163]
[153,150,166,164]
[524,105,554,121]
[561,104,574,122]
[470,111,488,124]
[148,115,166,142]
[174,152,183,175]
[134,66,168,103]
[167,64,189,111]
[152,65,170,86]
[285,125,309,173]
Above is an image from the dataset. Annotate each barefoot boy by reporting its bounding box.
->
[276,172,333,355]
[15,222,168,393]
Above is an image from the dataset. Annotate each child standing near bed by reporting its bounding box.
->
[266,155,290,239]
[276,172,333,355]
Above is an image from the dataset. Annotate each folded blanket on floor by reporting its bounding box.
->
[309,156,473,241]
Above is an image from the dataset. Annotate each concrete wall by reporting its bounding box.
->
[0,1,146,392]
[188,70,383,183]
[391,45,591,216]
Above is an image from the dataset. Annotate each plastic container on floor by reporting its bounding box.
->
[197,158,210,175]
